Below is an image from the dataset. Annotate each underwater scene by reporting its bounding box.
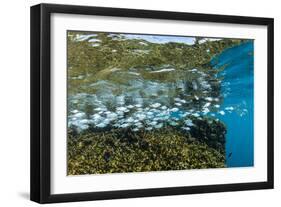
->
[67,31,254,175]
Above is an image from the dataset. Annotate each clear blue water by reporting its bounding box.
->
[211,41,254,167]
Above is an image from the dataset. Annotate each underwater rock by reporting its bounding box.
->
[189,118,226,153]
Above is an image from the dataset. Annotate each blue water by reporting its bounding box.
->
[211,41,254,167]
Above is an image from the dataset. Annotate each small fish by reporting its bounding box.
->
[154,123,163,129]
[203,102,211,108]
[120,123,130,128]
[171,108,179,112]
[225,106,234,111]
[96,123,107,128]
[214,98,220,102]
[107,113,118,120]
[192,81,198,90]
[150,68,175,73]
[92,43,100,47]
[185,119,194,127]
[169,121,178,126]
[74,112,85,118]
[189,68,198,72]
[205,97,213,102]
[92,114,101,119]
[182,127,191,131]
[72,109,79,114]
[135,122,143,127]
[228,152,232,158]
[151,103,161,108]
[94,107,104,111]
[172,117,179,121]
[202,108,210,114]
[161,106,168,110]
[79,125,89,130]
[79,119,89,124]
[116,111,124,116]
[149,121,158,126]
[136,114,146,120]
[193,113,200,117]
[137,107,143,111]
[180,112,189,118]
[147,111,154,116]
[116,106,127,111]
[126,117,134,123]
[127,105,135,109]
[139,42,148,46]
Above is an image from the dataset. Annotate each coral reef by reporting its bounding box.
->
[68,118,226,175]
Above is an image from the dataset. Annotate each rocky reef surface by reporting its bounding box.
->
[68,118,226,175]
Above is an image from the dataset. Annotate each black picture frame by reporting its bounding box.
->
[30,3,274,204]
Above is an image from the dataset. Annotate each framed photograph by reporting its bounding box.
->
[30,3,274,203]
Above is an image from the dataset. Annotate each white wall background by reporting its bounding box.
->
[0,0,279,206]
